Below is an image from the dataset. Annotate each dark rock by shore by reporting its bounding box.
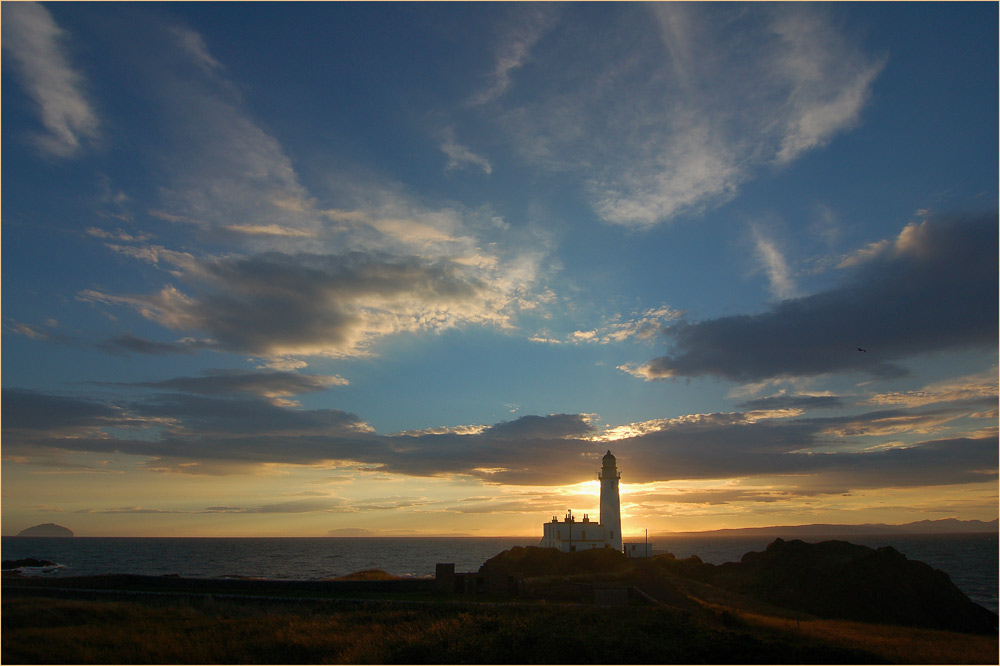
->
[15,523,74,537]
[2,558,59,570]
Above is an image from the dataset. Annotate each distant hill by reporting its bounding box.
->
[16,523,74,537]
[659,518,998,538]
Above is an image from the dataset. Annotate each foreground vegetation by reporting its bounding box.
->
[728,607,999,665]
[1,594,865,664]
[4,592,996,664]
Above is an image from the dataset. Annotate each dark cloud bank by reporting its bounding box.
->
[4,384,994,492]
[637,214,997,381]
[125,369,345,397]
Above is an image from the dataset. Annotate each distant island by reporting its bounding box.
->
[15,523,74,537]
[659,517,998,538]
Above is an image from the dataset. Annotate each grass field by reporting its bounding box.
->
[6,591,995,664]
[709,604,998,664]
[3,594,892,664]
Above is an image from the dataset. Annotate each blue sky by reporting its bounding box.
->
[2,2,996,537]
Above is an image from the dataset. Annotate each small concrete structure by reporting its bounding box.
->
[624,542,653,558]
[594,585,630,607]
[435,562,456,594]
[435,562,522,596]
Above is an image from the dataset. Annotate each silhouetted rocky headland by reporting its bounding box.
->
[481,538,997,635]
[696,538,997,634]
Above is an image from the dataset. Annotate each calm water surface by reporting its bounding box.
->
[2,537,539,580]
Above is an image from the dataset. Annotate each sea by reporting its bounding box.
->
[3,533,996,613]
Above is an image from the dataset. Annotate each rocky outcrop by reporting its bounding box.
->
[677,538,997,634]
[479,545,631,577]
[2,558,58,570]
[16,523,73,537]
[330,569,402,581]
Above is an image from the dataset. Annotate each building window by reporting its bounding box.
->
[556,530,561,540]
[582,531,586,540]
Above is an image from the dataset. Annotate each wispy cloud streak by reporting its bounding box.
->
[468,5,558,106]
[2,2,99,157]
[751,227,797,299]
[440,127,492,175]
[487,4,885,228]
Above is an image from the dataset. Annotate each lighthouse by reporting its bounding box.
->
[599,450,622,552]
[538,450,624,552]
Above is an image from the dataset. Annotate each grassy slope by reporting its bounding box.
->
[505,549,998,664]
[731,609,999,665]
[4,590,997,664]
[3,595,884,665]
[632,555,999,663]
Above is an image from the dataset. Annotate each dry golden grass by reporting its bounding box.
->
[719,605,998,664]
[2,597,453,663]
[7,590,994,664]
[4,594,884,664]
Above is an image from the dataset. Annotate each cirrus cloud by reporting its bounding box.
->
[485,3,885,228]
[2,1,100,157]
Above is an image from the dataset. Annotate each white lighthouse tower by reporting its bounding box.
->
[538,450,625,552]
[599,450,622,552]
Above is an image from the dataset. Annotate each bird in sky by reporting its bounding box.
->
[858,347,868,353]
